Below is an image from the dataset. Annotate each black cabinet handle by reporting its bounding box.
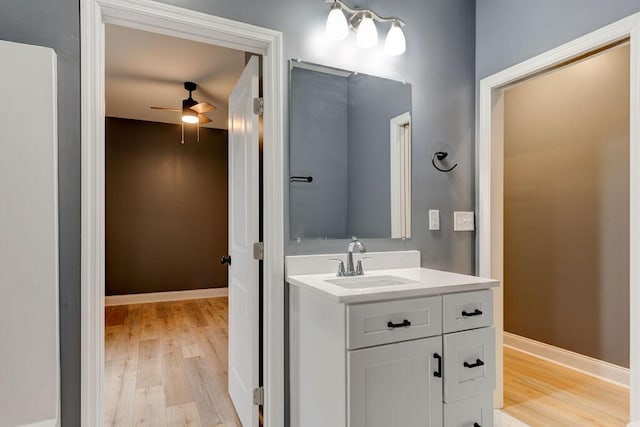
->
[474,423,482,427]
[220,256,231,265]
[289,176,313,183]
[464,358,485,369]
[462,308,483,317]
[387,319,411,329]
[433,353,442,378]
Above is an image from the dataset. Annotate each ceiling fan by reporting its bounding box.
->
[150,81,217,143]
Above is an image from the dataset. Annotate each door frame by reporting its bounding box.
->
[80,0,285,425]
[477,12,640,418]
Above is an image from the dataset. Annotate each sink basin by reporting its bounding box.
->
[325,275,419,289]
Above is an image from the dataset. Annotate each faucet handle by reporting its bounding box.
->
[329,258,346,276]
[356,256,371,275]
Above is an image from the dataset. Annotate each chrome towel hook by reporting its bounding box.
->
[432,151,458,173]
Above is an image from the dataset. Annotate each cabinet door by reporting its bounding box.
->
[443,290,493,333]
[348,337,443,427]
[443,327,495,403]
[444,395,493,427]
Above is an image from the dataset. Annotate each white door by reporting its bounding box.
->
[348,337,443,427]
[227,55,260,426]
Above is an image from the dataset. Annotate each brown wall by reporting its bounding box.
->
[504,46,630,367]
[106,117,228,295]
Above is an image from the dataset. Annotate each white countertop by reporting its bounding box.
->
[286,267,499,303]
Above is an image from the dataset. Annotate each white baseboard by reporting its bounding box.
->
[21,418,59,427]
[494,409,529,427]
[504,332,629,388]
[105,287,228,306]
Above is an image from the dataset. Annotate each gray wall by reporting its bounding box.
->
[289,68,349,239]
[347,74,411,238]
[278,0,475,261]
[476,0,640,81]
[184,0,475,267]
[0,1,80,426]
[1,0,475,424]
[106,118,229,296]
[504,46,630,367]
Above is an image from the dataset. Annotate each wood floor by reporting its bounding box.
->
[104,297,241,427]
[503,346,629,426]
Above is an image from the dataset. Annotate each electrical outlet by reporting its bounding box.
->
[454,211,475,231]
[429,210,440,230]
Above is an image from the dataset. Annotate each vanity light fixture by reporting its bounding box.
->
[324,0,406,55]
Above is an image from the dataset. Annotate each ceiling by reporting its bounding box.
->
[105,24,247,129]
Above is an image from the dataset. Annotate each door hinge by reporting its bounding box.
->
[253,97,264,115]
[253,386,264,406]
[253,241,264,260]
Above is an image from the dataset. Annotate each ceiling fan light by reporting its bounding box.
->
[356,14,378,48]
[182,107,199,124]
[326,2,349,41]
[181,114,199,124]
[182,98,199,124]
[384,21,406,56]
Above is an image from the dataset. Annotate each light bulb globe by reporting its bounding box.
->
[384,22,406,56]
[181,114,199,124]
[326,4,349,41]
[356,15,378,48]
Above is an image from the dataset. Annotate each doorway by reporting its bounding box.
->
[500,43,630,425]
[478,12,640,423]
[80,1,285,425]
[103,23,258,426]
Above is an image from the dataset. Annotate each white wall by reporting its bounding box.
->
[0,41,59,427]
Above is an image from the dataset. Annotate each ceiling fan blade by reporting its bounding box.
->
[191,102,217,114]
[150,106,181,111]
[198,114,212,124]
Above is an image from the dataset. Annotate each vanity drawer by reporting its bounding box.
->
[346,296,442,350]
[444,395,493,427]
[443,290,493,333]
[443,327,495,403]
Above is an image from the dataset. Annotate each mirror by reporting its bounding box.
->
[289,60,412,241]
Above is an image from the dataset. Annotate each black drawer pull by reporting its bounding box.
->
[462,308,483,317]
[464,358,485,369]
[387,319,411,329]
[474,423,482,427]
[433,353,442,378]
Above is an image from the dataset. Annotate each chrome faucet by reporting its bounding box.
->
[329,238,368,277]
[346,238,367,275]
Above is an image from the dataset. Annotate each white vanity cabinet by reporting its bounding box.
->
[290,285,496,427]
[349,336,443,427]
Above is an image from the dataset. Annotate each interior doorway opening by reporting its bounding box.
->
[499,43,630,425]
[80,2,285,426]
[478,12,640,424]
[103,22,263,427]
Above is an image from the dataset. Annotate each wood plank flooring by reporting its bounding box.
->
[105,297,241,427]
[503,346,629,426]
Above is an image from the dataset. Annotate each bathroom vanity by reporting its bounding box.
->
[287,251,498,427]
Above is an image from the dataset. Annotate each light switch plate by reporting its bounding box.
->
[454,211,475,231]
[429,210,440,230]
